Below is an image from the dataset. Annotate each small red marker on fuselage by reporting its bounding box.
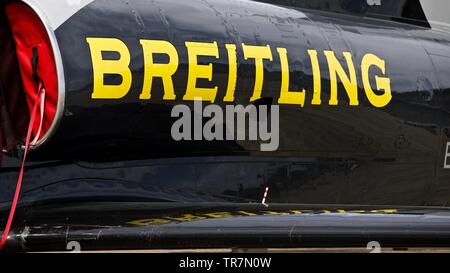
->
[262,187,269,206]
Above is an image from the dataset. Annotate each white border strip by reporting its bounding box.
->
[22,0,95,30]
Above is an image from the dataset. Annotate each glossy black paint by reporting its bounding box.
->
[259,0,431,27]
[30,0,449,161]
[3,202,450,252]
[8,0,447,204]
[1,0,450,203]
[0,153,445,206]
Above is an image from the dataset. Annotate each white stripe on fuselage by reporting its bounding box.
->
[420,0,450,33]
[22,0,95,30]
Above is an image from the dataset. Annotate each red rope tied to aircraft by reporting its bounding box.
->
[0,82,45,250]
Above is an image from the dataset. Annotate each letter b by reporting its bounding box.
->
[86,37,132,99]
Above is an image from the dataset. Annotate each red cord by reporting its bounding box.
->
[0,84,45,250]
